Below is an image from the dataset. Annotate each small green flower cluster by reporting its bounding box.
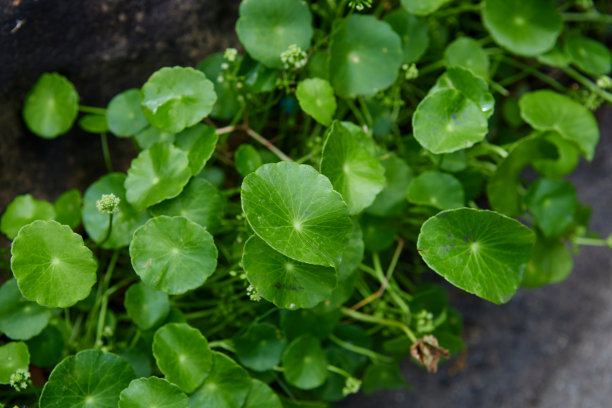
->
[280,44,307,70]
[96,193,120,214]
[10,368,30,391]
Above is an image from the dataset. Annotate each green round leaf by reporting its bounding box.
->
[83,173,149,249]
[197,53,242,120]
[329,14,402,97]
[23,73,79,138]
[26,325,64,367]
[320,122,385,215]
[564,32,611,76]
[367,154,412,216]
[429,67,495,118]
[282,335,327,390]
[244,379,282,408]
[119,377,188,408]
[413,88,488,154]
[39,350,135,408]
[1,194,55,239]
[243,235,337,309]
[130,216,218,295]
[525,178,578,238]
[0,342,29,384]
[444,37,489,78]
[523,234,573,288]
[537,44,570,68]
[150,178,224,234]
[532,132,580,177]
[125,142,191,210]
[400,0,451,15]
[241,162,352,267]
[281,307,341,341]
[0,279,51,340]
[384,9,429,63]
[116,348,152,378]
[107,89,149,137]
[79,114,109,133]
[236,0,313,69]
[190,352,251,408]
[408,171,465,210]
[174,124,219,176]
[519,90,598,161]
[234,323,287,372]
[153,323,213,393]
[326,221,364,307]
[124,282,170,330]
[417,208,535,304]
[482,0,562,57]
[141,67,216,133]
[362,363,408,395]
[487,138,558,216]
[54,189,82,229]
[135,126,175,149]
[235,144,263,178]
[296,78,337,126]
[11,220,97,308]
[360,214,398,253]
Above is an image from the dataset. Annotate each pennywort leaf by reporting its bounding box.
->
[141,67,216,134]
[241,162,352,267]
[11,220,97,308]
[417,208,535,304]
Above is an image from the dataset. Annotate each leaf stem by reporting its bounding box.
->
[495,56,569,94]
[98,213,114,248]
[100,133,113,172]
[95,250,119,347]
[208,339,236,353]
[561,66,612,104]
[329,334,393,363]
[573,236,608,247]
[562,12,612,24]
[79,105,107,115]
[341,307,417,343]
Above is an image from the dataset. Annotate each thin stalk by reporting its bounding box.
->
[341,307,417,342]
[573,236,608,247]
[100,133,113,172]
[209,339,236,353]
[496,56,569,94]
[329,334,394,363]
[97,213,114,248]
[562,12,612,24]
[561,66,612,104]
[246,128,292,161]
[79,105,107,115]
[95,250,119,347]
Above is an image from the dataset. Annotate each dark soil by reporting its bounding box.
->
[0,0,239,210]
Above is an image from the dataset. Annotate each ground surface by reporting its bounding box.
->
[2,2,612,407]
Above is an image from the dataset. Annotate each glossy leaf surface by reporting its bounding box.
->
[482,0,562,57]
[130,216,218,295]
[153,323,213,393]
[241,162,352,267]
[1,194,55,240]
[413,88,488,154]
[39,350,135,408]
[23,73,79,138]
[141,67,216,133]
[243,235,337,309]
[119,377,188,408]
[417,208,535,304]
[11,220,97,308]
[329,15,402,97]
[320,121,385,214]
[0,279,51,340]
[236,0,313,69]
[125,142,191,209]
[106,89,148,137]
[520,90,599,161]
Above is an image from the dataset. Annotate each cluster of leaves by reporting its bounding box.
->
[1,0,612,406]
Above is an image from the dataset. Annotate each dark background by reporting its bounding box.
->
[2,1,612,407]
